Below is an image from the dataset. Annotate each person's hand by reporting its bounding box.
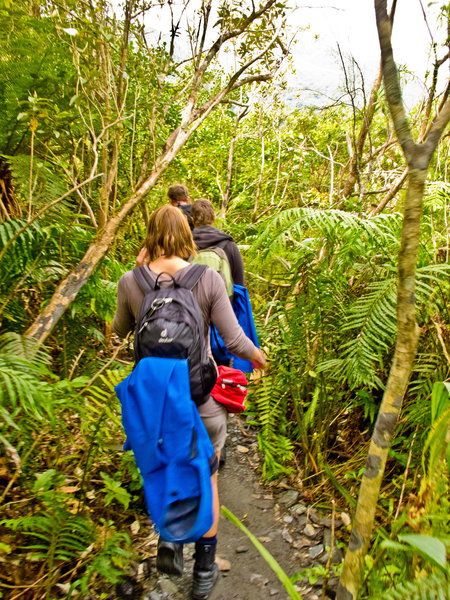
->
[251,347,267,370]
[135,247,150,268]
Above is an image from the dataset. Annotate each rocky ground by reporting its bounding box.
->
[119,415,349,600]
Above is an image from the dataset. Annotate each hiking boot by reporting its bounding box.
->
[192,562,219,599]
[156,539,184,576]
[192,541,219,600]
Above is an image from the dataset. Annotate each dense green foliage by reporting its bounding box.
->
[0,1,449,599]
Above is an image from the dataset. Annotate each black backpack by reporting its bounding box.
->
[132,264,217,406]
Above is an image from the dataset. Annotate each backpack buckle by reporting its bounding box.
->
[151,298,173,310]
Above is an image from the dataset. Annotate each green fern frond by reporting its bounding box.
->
[80,531,133,590]
[82,368,129,431]
[253,207,400,258]
[0,333,55,422]
[4,154,67,212]
[409,353,447,404]
[317,277,397,389]
[379,571,450,600]
[0,217,46,263]
[249,365,296,481]
[341,278,397,342]
[258,430,295,480]
[424,181,450,212]
[2,508,94,563]
[0,332,51,365]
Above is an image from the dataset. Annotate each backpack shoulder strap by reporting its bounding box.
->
[179,263,208,291]
[212,239,230,251]
[133,266,157,294]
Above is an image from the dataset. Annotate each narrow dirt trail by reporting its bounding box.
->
[208,416,296,600]
[139,416,341,600]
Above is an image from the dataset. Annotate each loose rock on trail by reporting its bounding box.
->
[121,415,345,600]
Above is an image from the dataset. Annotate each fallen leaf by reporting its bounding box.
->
[60,486,80,494]
[237,445,249,454]
[216,556,231,571]
[340,512,351,527]
[80,543,94,559]
[4,443,21,472]
[56,583,72,595]
[275,481,291,490]
[130,520,140,535]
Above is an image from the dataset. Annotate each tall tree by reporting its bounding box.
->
[337,2,450,599]
[21,0,289,344]
[340,0,397,203]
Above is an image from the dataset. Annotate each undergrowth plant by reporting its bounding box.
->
[246,194,449,495]
[0,331,140,598]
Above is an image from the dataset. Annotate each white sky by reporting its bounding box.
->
[293,0,447,105]
[115,0,447,106]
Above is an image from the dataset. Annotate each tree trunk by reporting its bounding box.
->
[222,123,239,214]
[337,1,450,597]
[341,64,383,200]
[369,167,407,216]
[222,106,248,215]
[25,0,288,344]
[25,130,189,344]
[252,107,265,222]
[337,167,425,600]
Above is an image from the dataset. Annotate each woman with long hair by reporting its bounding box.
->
[113,204,266,600]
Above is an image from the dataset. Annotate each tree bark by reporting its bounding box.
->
[25,0,288,344]
[222,106,248,214]
[369,167,407,216]
[341,3,397,202]
[341,63,383,200]
[337,2,450,598]
[25,124,190,344]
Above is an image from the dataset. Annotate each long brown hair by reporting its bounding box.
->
[145,205,197,260]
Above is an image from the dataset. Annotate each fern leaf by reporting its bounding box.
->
[379,572,450,600]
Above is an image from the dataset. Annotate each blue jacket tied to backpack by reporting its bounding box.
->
[115,357,214,543]
[210,284,260,373]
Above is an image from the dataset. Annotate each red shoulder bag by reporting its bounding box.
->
[210,366,248,413]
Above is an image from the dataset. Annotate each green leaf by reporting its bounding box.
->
[0,542,11,554]
[33,469,60,492]
[398,534,447,573]
[431,381,450,424]
[221,505,302,599]
[380,539,409,552]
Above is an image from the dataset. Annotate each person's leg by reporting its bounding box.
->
[192,468,219,599]
[156,538,184,576]
[192,411,226,598]
[201,411,226,538]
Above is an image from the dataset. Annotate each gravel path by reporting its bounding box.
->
[133,415,344,600]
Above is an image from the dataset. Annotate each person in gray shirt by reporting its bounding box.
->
[113,205,266,600]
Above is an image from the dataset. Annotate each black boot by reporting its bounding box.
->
[192,540,219,600]
[156,538,184,576]
[219,446,226,469]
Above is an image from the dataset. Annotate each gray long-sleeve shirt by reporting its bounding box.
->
[112,265,256,417]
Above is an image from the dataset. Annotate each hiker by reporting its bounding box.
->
[168,182,194,230]
[112,205,266,599]
[191,198,245,287]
